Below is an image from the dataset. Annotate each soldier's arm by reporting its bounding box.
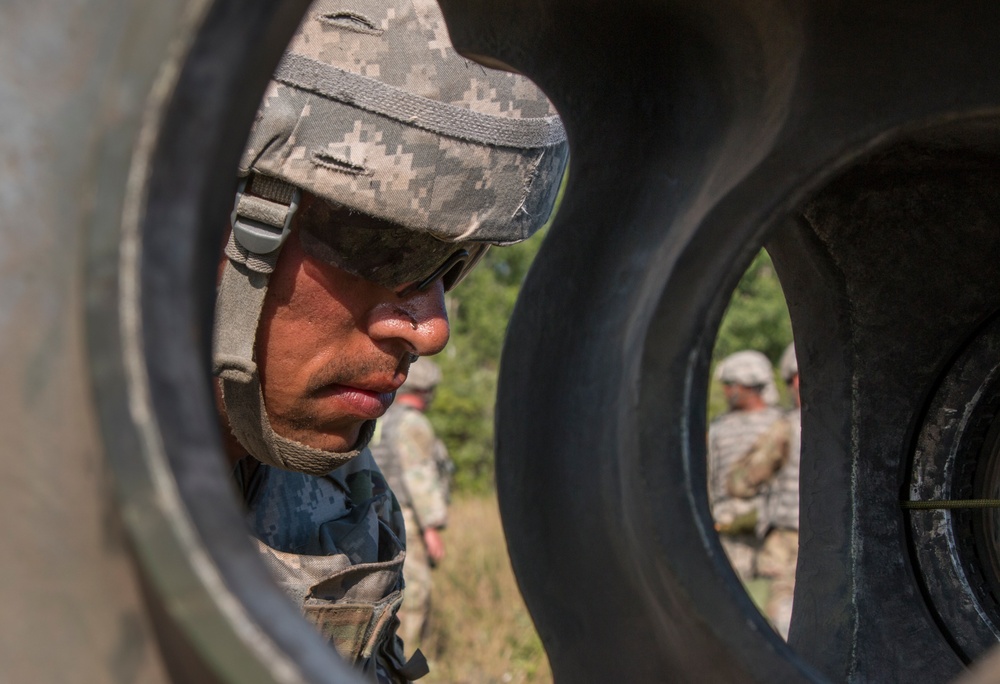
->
[396,413,449,531]
[423,527,445,564]
[726,418,791,498]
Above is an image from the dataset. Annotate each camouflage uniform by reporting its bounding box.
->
[759,344,802,638]
[234,451,422,682]
[744,408,799,638]
[370,403,451,650]
[708,405,786,581]
[726,343,801,638]
[724,410,799,634]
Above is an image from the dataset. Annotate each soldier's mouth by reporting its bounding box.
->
[313,384,396,420]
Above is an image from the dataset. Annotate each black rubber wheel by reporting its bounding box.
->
[907,313,1000,662]
[82,0,375,681]
[442,2,1000,682]
[10,0,1000,681]
[2,0,367,680]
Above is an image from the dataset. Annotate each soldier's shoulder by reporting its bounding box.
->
[710,411,740,428]
[396,406,435,433]
[711,409,764,431]
[763,405,785,418]
[380,402,407,424]
[757,406,786,424]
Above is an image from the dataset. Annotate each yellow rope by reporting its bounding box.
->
[901,499,1000,510]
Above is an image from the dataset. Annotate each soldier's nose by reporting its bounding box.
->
[367,280,450,357]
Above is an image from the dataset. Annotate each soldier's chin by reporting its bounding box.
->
[317,432,363,454]
[276,424,365,454]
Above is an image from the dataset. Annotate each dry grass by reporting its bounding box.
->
[421,494,552,684]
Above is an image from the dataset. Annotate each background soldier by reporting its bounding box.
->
[708,350,785,582]
[371,357,453,653]
[757,343,801,638]
[724,342,799,637]
[212,0,568,680]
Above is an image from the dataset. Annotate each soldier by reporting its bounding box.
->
[758,343,801,638]
[725,343,800,638]
[370,357,452,653]
[708,350,785,582]
[212,1,567,681]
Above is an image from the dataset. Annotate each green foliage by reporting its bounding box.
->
[707,249,793,420]
[424,495,551,682]
[713,250,793,363]
[427,234,547,494]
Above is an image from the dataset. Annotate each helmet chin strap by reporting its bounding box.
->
[213,174,374,476]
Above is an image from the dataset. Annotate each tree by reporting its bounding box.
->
[713,250,792,363]
[708,249,793,419]
[427,234,547,494]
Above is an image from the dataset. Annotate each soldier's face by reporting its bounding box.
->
[223,193,451,456]
[722,382,756,410]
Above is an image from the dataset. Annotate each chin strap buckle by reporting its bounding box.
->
[230,175,301,256]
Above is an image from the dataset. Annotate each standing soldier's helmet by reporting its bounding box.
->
[213,0,569,475]
[398,357,442,394]
[715,350,774,389]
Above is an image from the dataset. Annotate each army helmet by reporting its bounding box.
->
[213,0,569,475]
[715,350,774,388]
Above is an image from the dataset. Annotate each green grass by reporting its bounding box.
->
[422,494,552,684]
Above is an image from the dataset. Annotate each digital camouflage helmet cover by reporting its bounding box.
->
[213,0,568,475]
